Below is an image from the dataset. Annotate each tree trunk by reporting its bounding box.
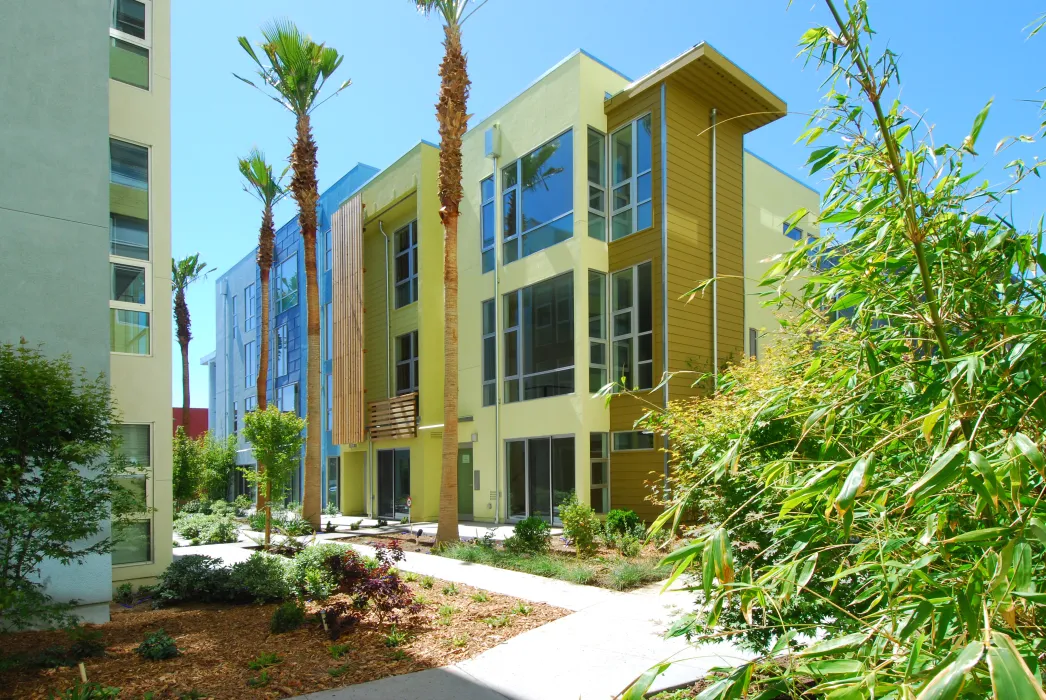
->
[433,20,470,546]
[291,114,322,531]
[256,207,274,511]
[180,340,190,429]
[174,288,192,432]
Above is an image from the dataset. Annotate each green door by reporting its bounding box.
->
[457,448,473,519]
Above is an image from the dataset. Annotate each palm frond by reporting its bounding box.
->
[171,254,213,291]
[237,148,287,207]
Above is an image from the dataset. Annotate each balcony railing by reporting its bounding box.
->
[368,392,418,440]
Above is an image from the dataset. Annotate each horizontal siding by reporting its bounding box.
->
[610,447,664,523]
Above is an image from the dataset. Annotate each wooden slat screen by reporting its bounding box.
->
[368,393,418,440]
[332,194,365,445]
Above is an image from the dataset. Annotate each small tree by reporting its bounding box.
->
[0,341,144,629]
[172,426,200,505]
[242,406,305,547]
[198,432,238,501]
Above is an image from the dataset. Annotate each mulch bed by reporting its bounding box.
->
[0,578,566,699]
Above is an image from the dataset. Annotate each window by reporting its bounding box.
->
[276,325,288,377]
[231,295,238,331]
[396,330,419,395]
[327,456,340,510]
[112,423,151,565]
[590,433,609,514]
[111,263,146,304]
[110,0,150,90]
[275,254,298,313]
[112,521,151,565]
[504,273,574,403]
[325,228,333,271]
[749,328,759,360]
[377,449,411,518]
[482,299,496,406]
[245,283,256,331]
[277,383,299,415]
[394,221,418,308]
[588,270,607,392]
[117,424,151,467]
[244,341,256,388]
[506,435,575,522]
[611,262,653,390]
[233,402,239,435]
[325,303,333,360]
[110,310,150,354]
[109,139,149,260]
[611,115,653,240]
[481,177,495,273]
[502,130,574,264]
[326,377,333,431]
[588,129,607,241]
[245,396,256,413]
[783,222,804,241]
[613,431,654,451]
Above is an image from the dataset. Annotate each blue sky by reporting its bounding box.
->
[171,0,1046,406]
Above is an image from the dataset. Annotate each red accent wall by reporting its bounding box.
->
[172,407,209,439]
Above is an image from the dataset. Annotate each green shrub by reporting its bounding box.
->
[135,630,179,661]
[173,513,238,544]
[605,509,641,537]
[47,682,121,699]
[328,643,352,659]
[270,601,306,634]
[155,555,231,604]
[504,516,550,554]
[607,560,664,591]
[511,601,532,616]
[559,493,599,556]
[177,498,211,515]
[442,582,458,596]
[246,511,267,531]
[247,652,281,670]
[276,513,313,537]
[246,670,271,688]
[616,533,643,558]
[232,494,253,515]
[420,575,434,589]
[227,553,290,603]
[322,500,339,516]
[383,625,406,647]
[113,583,133,605]
[209,499,235,516]
[470,591,488,603]
[482,614,511,628]
[288,542,352,600]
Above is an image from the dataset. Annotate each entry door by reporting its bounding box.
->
[505,436,575,523]
[457,448,473,519]
[377,449,410,519]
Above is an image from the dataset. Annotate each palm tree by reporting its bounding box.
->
[415,0,481,545]
[172,254,210,432]
[236,19,350,529]
[238,149,287,514]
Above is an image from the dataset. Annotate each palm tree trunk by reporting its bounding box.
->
[433,20,470,546]
[180,340,190,428]
[256,208,274,512]
[174,288,191,431]
[291,114,322,531]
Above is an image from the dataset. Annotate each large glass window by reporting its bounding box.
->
[327,456,340,509]
[109,139,150,261]
[611,115,653,240]
[110,0,149,89]
[588,129,607,241]
[277,383,299,415]
[326,227,333,271]
[244,341,256,388]
[502,131,574,263]
[112,520,151,565]
[480,177,495,273]
[505,435,575,522]
[395,330,419,395]
[482,299,496,407]
[377,449,410,518]
[245,283,257,331]
[111,263,146,304]
[110,139,149,190]
[611,262,653,390]
[113,421,151,565]
[590,433,609,514]
[276,324,288,377]
[503,273,574,403]
[274,255,298,313]
[110,214,149,260]
[394,221,418,308]
[110,310,150,354]
[326,378,333,431]
[588,270,607,392]
[117,424,151,467]
[613,431,654,451]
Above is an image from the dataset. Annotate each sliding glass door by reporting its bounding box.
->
[377,449,410,519]
[505,435,575,523]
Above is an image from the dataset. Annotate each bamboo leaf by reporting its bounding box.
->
[798,632,870,657]
[905,441,967,503]
[1010,433,1045,476]
[987,631,1046,700]
[922,401,948,446]
[836,454,874,514]
[915,641,984,699]
[620,662,672,700]
[943,526,1012,544]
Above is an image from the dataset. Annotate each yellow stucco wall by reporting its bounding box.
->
[743,152,821,358]
[109,0,173,587]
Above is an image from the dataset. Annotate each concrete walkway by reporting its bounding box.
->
[174,533,747,698]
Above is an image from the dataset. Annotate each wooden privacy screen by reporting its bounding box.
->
[368,393,419,440]
[331,194,365,445]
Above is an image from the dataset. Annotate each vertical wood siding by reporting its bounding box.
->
[331,194,365,444]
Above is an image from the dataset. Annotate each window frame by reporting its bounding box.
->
[244,283,257,331]
[588,270,607,392]
[110,260,151,310]
[481,299,496,406]
[587,127,608,241]
[324,302,333,361]
[245,396,256,414]
[109,137,151,262]
[112,421,153,567]
[610,113,654,241]
[110,0,151,48]
[325,226,333,271]
[480,176,496,273]
[612,430,655,452]
[275,324,289,377]
[244,340,256,388]
[503,272,575,403]
[274,254,299,314]
[277,383,299,415]
[610,261,654,390]
[783,222,804,242]
[501,128,575,264]
[394,220,419,309]
[590,432,610,514]
[395,330,419,396]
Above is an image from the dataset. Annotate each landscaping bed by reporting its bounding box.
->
[0,577,565,699]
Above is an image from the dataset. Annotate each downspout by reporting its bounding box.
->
[660,83,670,488]
[222,281,232,440]
[710,108,719,389]
[492,153,501,524]
[378,222,392,397]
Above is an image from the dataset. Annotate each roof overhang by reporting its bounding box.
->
[605,43,786,133]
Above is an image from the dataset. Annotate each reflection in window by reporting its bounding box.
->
[244,341,256,388]
[110,214,149,260]
[504,273,574,402]
[588,129,607,241]
[783,222,804,241]
[480,177,495,273]
[116,424,151,467]
[276,325,288,377]
[482,299,496,406]
[274,255,298,313]
[245,283,257,331]
[588,270,607,392]
[394,221,418,308]
[502,131,574,263]
[590,433,609,514]
[112,520,151,565]
[611,115,653,240]
[505,435,575,522]
[611,262,653,390]
[396,330,419,395]
[277,383,299,415]
[111,263,146,304]
[110,309,150,354]
[109,0,149,90]
[110,139,149,190]
[612,431,654,451]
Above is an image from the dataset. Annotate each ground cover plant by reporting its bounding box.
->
[626,2,1046,697]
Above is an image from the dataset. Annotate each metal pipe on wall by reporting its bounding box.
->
[710,108,719,389]
[660,83,670,487]
[492,152,501,524]
[378,222,392,397]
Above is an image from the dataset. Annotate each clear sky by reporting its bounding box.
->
[171,0,1046,407]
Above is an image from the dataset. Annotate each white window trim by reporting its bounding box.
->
[113,421,154,568]
[610,113,654,241]
[591,432,610,511]
[612,430,655,452]
[480,177,495,270]
[109,259,152,312]
[501,128,575,264]
[395,330,419,395]
[394,221,419,308]
[588,127,608,242]
[611,261,654,391]
[481,299,496,406]
[588,270,607,393]
[110,0,152,48]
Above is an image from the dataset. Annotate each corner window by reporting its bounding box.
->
[325,228,333,271]
[233,401,239,434]
[111,263,146,304]
[783,222,804,241]
[109,139,149,261]
[109,259,151,356]
[503,273,574,403]
[277,383,299,415]
[109,0,150,90]
[275,254,298,313]
[587,129,607,241]
[611,115,653,240]
[231,295,239,331]
[502,130,574,264]
[588,270,607,392]
[611,262,653,390]
[396,330,419,395]
[480,177,495,273]
[276,325,288,377]
[113,422,151,565]
[590,433,609,514]
[116,424,151,467]
[482,299,496,406]
[325,303,333,360]
[112,520,151,565]
[612,431,654,451]
[245,283,257,331]
[394,221,418,308]
[244,341,256,388]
